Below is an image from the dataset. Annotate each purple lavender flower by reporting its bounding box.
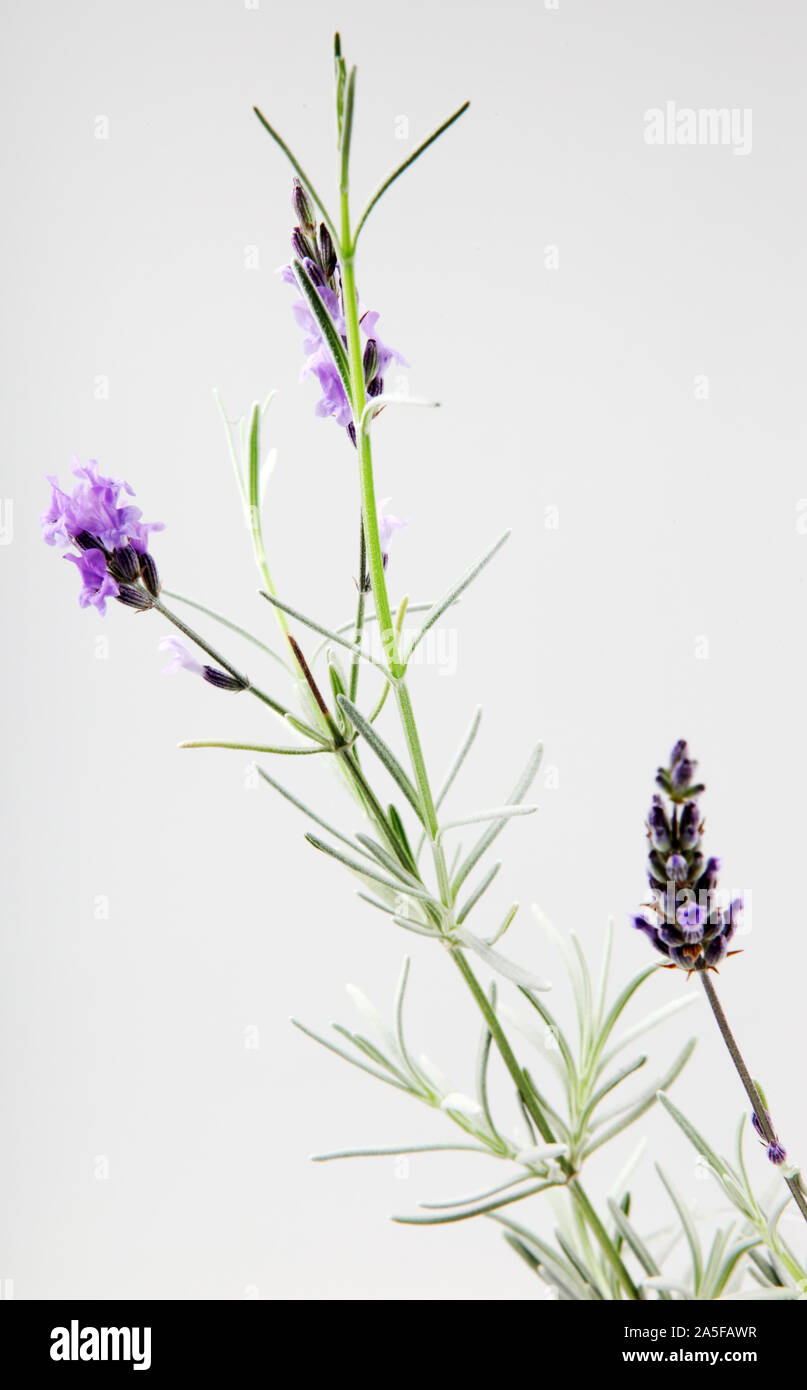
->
[751,1109,787,1165]
[41,458,163,613]
[280,183,407,431]
[64,549,120,615]
[378,498,407,569]
[159,637,204,677]
[158,637,246,692]
[632,742,740,972]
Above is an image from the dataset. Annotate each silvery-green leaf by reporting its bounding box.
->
[595,918,615,1030]
[435,706,483,812]
[656,1093,748,1212]
[579,1055,648,1130]
[599,992,700,1072]
[312,1142,490,1162]
[487,903,519,946]
[418,1175,537,1211]
[491,1216,596,1301]
[392,1177,555,1226]
[718,1287,801,1301]
[516,990,576,1079]
[607,1199,666,1284]
[305,832,435,901]
[441,805,538,834]
[403,530,511,667]
[583,1039,696,1155]
[291,257,353,405]
[453,743,543,895]
[455,861,501,926]
[260,592,389,673]
[353,100,471,243]
[710,1237,762,1300]
[554,1231,605,1299]
[345,983,401,1062]
[337,694,425,824]
[515,1143,567,1167]
[291,1018,410,1091]
[656,1164,703,1292]
[608,1137,648,1204]
[456,928,551,992]
[440,1092,484,1122]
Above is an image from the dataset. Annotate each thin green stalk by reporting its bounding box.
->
[699,971,807,1228]
[336,86,638,1300]
[452,949,640,1300]
[153,597,306,726]
[349,516,367,703]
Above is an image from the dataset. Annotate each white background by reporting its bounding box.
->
[3,0,806,1298]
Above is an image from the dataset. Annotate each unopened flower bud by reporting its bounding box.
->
[291,227,315,263]
[665,853,689,884]
[679,801,701,850]
[115,584,153,610]
[202,666,248,692]
[648,798,671,852]
[695,857,720,893]
[139,551,161,598]
[109,545,140,582]
[318,223,337,279]
[292,179,316,233]
[74,530,105,552]
[363,338,379,386]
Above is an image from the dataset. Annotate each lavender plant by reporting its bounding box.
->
[42,37,806,1302]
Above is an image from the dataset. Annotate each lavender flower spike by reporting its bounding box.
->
[632,741,741,972]
[280,183,407,433]
[41,458,164,614]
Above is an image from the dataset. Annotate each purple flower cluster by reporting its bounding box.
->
[632,741,742,972]
[40,458,164,614]
[281,181,406,432]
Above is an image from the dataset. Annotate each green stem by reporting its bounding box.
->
[154,597,306,726]
[699,971,807,1228]
[349,516,367,703]
[452,949,639,1300]
[337,118,638,1301]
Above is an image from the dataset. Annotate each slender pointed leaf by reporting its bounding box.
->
[353,100,470,242]
[456,861,501,926]
[404,531,511,666]
[337,694,425,824]
[453,742,543,895]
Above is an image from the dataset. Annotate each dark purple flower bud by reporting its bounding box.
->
[678,801,701,850]
[292,179,316,233]
[647,851,668,887]
[703,935,727,967]
[139,551,161,598]
[202,666,248,692]
[695,857,721,893]
[367,375,384,398]
[109,545,140,582]
[115,583,153,610]
[670,757,696,791]
[751,1109,768,1140]
[665,853,689,884]
[648,798,671,852]
[291,227,316,263]
[74,529,106,552]
[318,223,337,279]
[363,338,379,387]
[670,739,688,765]
[346,422,357,448]
[305,260,325,289]
[767,1141,787,1164]
[631,915,669,956]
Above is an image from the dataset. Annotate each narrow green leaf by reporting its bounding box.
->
[180,739,330,755]
[392,1178,554,1226]
[291,256,353,404]
[353,100,470,243]
[579,1055,648,1131]
[311,1142,490,1162]
[586,965,658,1075]
[656,1164,704,1293]
[453,742,543,895]
[337,694,425,824]
[404,531,510,666]
[606,1199,666,1284]
[456,861,501,926]
[252,106,339,243]
[305,832,435,901]
[583,1039,696,1156]
[420,1175,535,1211]
[599,991,699,1071]
[475,981,497,1137]
[260,592,389,673]
[291,1018,409,1091]
[491,1216,595,1301]
[441,805,538,834]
